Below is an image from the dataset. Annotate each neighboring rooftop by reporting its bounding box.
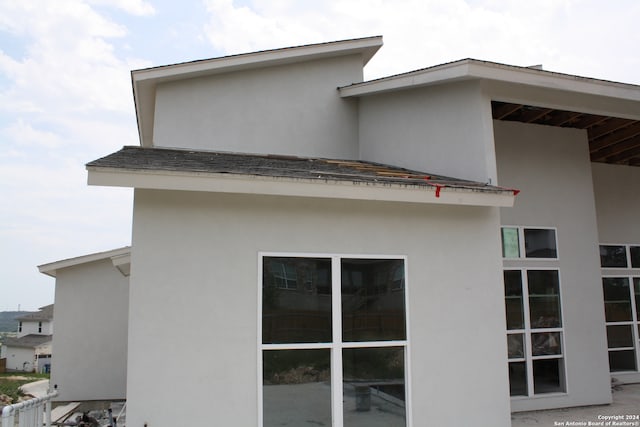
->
[16,305,53,322]
[86,146,517,207]
[1,334,52,349]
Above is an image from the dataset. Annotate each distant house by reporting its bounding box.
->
[40,36,640,426]
[38,247,130,402]
[0,305,53,372]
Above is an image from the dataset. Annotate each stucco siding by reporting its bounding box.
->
[153,55,362,158]
[592,162,640,243]
[127,189,511,427]
[51,258,129,402]
[358,80,498,183]
[495,120,612,411]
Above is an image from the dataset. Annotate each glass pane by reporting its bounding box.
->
[609,350,637,372]
[263,349,331,427]
[533,358,565,394]
[502,227,520,258]
[342,259,406,342]
[607,325,634,348]
[532,332,562,356]
[263,257,332,344]
[631,246,640,268]
[508,362,527,396]
[343,347,405,427]
[600,245,628,268]
[524,229,557,258]
[602,277,632,322]
[504,270,524,330]
[507,334,524,359]
[528,270,561,328]
[635,278,640,319]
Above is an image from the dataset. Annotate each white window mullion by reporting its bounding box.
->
[331,256,344,427]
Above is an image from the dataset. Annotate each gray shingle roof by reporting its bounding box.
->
[87,147,517,196]
[2,334,52,349]
[16,305,53,321]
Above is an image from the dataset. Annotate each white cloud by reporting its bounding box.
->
[201,0,640,84]
[88,0,156,16]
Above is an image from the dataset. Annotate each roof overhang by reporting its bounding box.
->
[38,247,131,278]
[339,59,640,105]
[87,167,515,208]
[133,36,383,148]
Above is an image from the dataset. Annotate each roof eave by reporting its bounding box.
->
[87,166,515,208]
[38,247,131,278]
[132,36,383,148]
[339,59,640,103]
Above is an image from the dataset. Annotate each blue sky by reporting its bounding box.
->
[1,0,639,311]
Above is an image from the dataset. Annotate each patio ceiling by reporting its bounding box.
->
[492,101,640,167]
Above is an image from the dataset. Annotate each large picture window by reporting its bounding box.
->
[260,255,409,427]
[504,269,565,396]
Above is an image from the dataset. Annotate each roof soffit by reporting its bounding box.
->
[38,246,131,278]
[132,36,383,148]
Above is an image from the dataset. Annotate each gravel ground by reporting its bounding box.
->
[511,383,640,427]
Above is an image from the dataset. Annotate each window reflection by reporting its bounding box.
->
[262,258,332,344]
[263,349,331,427]
[524,229,557,258]
[504,270,524,330]
[533,359,565,393]
[342,347,405,427]
[532,332,561,356]
[342,259,406,342]
[600,245,628,268]
[603,278,632,322]
[528,270,561,328]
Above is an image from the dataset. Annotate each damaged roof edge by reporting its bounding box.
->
[87,166,516,208]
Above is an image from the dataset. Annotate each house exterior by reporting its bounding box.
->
[37,247,130,402]
[0,305,53,372]
[79,36,639,426]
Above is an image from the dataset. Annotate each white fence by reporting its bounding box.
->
[1,389,58,427]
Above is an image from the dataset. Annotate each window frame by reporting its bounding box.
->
[602,275,640,373]
[257,252,412,427]
[504,267,567,398]
[501,226,559,261]
[600,244,640,270]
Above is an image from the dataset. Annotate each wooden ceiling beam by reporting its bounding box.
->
[492,102,524,120]
[592,137,640,162]
[588,118,636,139]
[589,123,640,151]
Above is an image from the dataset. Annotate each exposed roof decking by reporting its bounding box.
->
[86,147,517,207]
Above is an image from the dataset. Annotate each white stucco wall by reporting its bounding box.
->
[494,120,612,411]
[51,258,129,402]
[357,80,498,183]
[126,189,511,427]
[18,320,52,337]
[592,162,640,384]
[153,55,362,159]
[3,346,35,371]
[592,162,640,243]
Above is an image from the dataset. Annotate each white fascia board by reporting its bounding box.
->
[87,167,515,208]
[340,59,640,104]
[133,36,383,148]
[38,247,131,278]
